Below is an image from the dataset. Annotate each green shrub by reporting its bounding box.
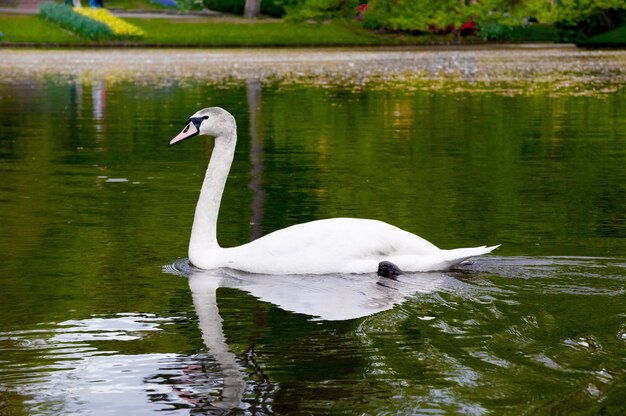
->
[202,0,241,14]
[281,0,359,22]
[554,1,625,43]
[174,0,205,12]
[362,0,432,32]
[522,23,557,41]
[361,0,472,33]
[477,21,531,41]
[39,2,114,40]
[202,0,291,17]
[265,0,299,17]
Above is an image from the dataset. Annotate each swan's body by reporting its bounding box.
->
[170,107,498,274]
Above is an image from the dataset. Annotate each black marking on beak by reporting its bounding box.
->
[186,115,209,131]
[169,115,209,147]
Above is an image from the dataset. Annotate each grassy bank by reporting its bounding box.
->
[0,14,84,43]
[0,12,412,46]
[578,25,626,48]
[131,18,387,46]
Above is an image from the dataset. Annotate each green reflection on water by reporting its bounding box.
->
[0,76,625,415]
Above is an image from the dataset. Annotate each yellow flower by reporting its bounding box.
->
[76,8,144,37]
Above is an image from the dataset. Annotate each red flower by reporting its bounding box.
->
[460,20,477,31]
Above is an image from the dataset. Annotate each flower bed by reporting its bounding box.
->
[39,2,114,40]
[39,2,143,40]
[75,8,144,38]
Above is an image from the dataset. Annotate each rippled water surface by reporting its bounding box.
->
[0,48,625,415]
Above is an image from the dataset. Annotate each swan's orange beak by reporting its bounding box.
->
[169,122,199,146]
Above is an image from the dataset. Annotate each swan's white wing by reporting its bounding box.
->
[223,218,444,274]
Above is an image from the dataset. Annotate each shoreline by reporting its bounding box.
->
[0,41,571,49]
[2,46,624,96]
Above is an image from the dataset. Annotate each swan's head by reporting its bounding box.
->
[169,107,236,146]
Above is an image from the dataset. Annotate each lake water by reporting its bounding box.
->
[0,48,625,415]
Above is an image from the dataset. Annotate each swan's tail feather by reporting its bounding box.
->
[384,244,499,272]
[441,244,500,268]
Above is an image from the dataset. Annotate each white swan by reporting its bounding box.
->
[170,107,498,274]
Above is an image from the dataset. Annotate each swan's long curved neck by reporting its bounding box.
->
[189,133,236,262]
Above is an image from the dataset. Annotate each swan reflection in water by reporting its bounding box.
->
[169,260,463,411]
